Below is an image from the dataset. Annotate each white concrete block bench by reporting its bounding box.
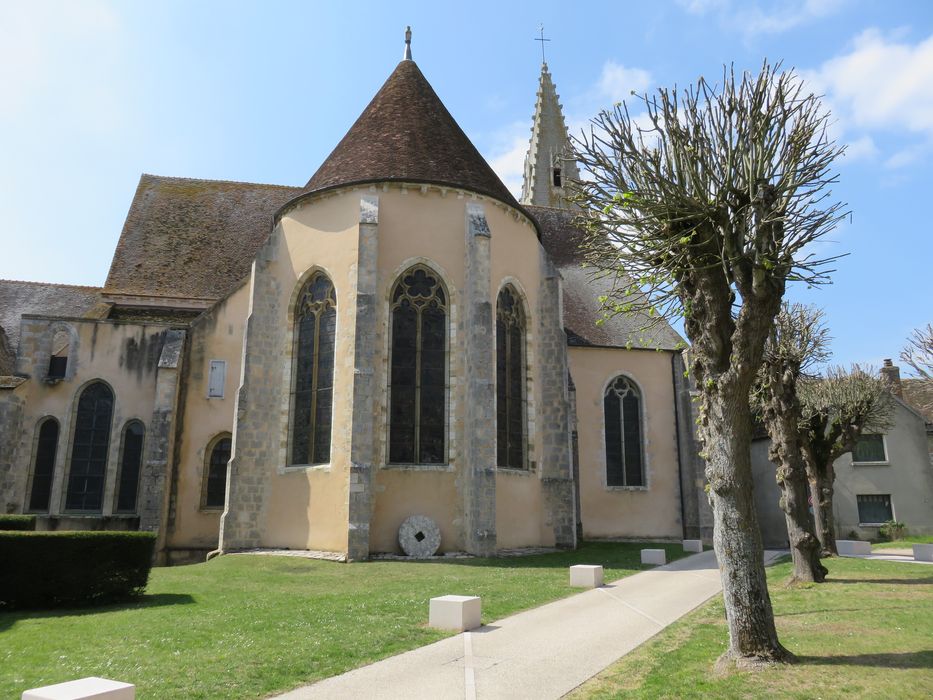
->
[913,544,933,562]
[682,539,703,553]
[569,564,604,588]
[429,595,481,631]
[836,540,871,556]
[640,548,666,565]
[22,677,134,700]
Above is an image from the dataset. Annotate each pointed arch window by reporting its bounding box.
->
[27,418,59,512]
[604,376,644,487]
[291,272,336,466]
[388,266,447,464]
[203,435,231,509]
[65,381,114,511]
[115,421,144,513]
[496,286,527,469]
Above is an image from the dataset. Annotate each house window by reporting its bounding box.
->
[388,265,447,465]
[27,418,59,512]
[604,376,644,487]
[203,435,231,509]
[291,272,337,466]
[65,382,114,511]
[857,494,893,525]
[207,360,226,398]
[496,286,526,469]
[115,421,144,513]
[852,434,887,464]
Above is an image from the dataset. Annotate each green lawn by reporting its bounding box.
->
[572,556,933,699]
[873,535,933,550]
[1,541,685,699]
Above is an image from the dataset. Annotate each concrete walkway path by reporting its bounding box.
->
[275,549,785,700]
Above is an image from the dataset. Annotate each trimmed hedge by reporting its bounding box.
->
[0,514,36,531]
[0,531,156,609]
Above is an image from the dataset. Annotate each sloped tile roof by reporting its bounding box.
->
[104,175,302,301]
[902,378,933,424]
[0,279,102,354]
[304,60,520,209]
[529,205,685,351]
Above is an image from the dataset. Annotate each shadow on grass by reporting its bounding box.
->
[0,593,195,632]
[826,576,933,586]
[797,650,933,669]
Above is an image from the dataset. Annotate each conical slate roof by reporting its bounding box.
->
[304,59,519,208]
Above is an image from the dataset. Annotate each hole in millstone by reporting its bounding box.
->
[415,531,426,542]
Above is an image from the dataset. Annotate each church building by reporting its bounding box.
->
[0,32,707,563]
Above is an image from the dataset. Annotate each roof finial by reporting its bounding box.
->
[404,26,412,60]
[535,24,551,66]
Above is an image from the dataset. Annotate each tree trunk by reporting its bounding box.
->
[704,388,793,667]
[776,461,826,583]
[810,463,838,556]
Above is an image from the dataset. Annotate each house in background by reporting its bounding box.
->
[753,360,933,547]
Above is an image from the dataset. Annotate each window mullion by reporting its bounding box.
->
[619,394,627,487]
[414,304,422,463]
[308,308,321,463]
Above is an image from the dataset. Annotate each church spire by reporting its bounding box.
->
[520,62,580,209]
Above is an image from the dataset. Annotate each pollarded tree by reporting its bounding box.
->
[754,303,829,584]
[571,63,846,667]
[902,323,933,413]
[798,367,894,555]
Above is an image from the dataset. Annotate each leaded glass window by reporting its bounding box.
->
[115,421,144,513]
[204,436,231,509]
[291,272,336,465]
[28,418,59,512]
[389,266,448,464]
[852,434,887,463]
[65,382,113,511]
[496,286,526,469]
[604,376,644,487]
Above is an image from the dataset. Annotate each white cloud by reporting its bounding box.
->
[597,61,653,101]
[487,121,529,198]
[843,135,878,161]
[884,148,923,170]
[678,0,846,38]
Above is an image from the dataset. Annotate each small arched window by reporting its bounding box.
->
[604,376,644,487]
[203,435,231,509]
[65,381,114,511]
[388,265,447,464]
[291,272,337,466]
[496,286,527,469]
[115,421,144,513]
[48,329,71,379]
[28,418,59,512]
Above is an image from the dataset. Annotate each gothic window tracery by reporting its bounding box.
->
[291,272,337,466]
[496,286,527,469]
[65,381,114,511]
[603,376,644,487]
[388,266,447,465]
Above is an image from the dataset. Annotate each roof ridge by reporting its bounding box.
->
[140,173,302,191]
[0,279,102,291]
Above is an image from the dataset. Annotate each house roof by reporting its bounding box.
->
[529,205,685,351]
[0,279,103,356]
[303,59,520,210]
[104,175,302,301]
[902,378,933,424]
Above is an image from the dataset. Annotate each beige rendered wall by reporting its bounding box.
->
[168,284,247,550]
[12,318,169,517]
[569,346,682,540]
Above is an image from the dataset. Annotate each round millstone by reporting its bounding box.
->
[398,515,441,558]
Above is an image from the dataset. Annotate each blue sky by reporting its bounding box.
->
[0,0,930,370]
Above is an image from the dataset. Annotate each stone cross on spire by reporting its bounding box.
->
[535,24,551,65]
[404,26,412,60]
[520,63,580,209]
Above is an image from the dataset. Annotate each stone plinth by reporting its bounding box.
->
[23,677,135,700]
[836,540,871,556]
[429,595,481,631]
[913,544,933,562]
[569,564,604,588]
[640,548,666,565]
[682,539,703,553]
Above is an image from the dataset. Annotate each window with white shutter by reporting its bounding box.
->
[208,360,226,398]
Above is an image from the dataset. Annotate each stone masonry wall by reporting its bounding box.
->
[0,386,25,513]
